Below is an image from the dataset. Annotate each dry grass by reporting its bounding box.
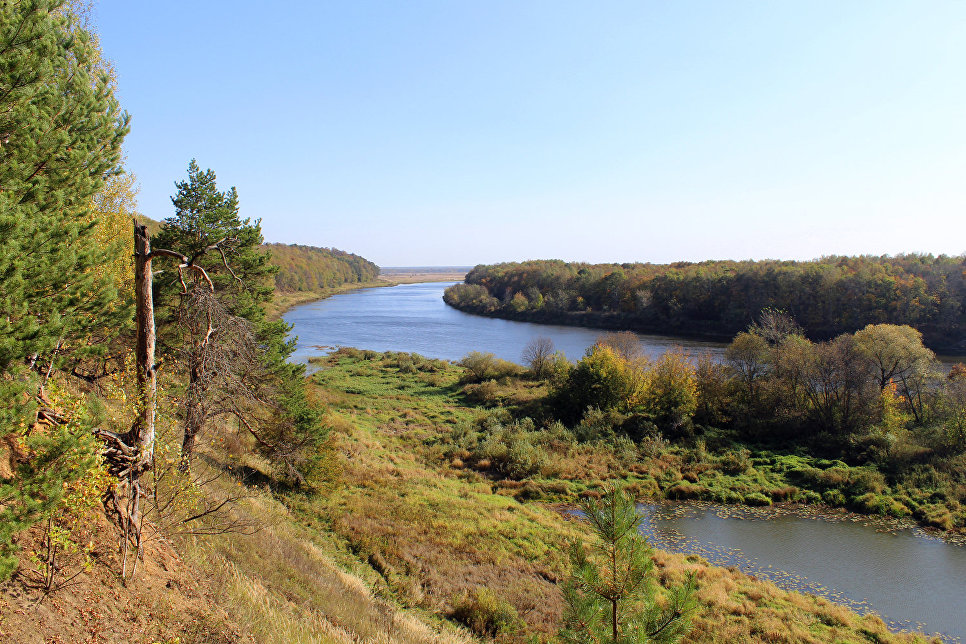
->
[180,464,476,644]
[299,354,942,643]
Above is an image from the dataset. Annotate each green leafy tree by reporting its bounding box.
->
[0,0,128,579]
[560,486,697,644]
[853,324,939,423]
[553,345,644,424]
[640,351,698,437]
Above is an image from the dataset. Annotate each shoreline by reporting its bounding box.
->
[444,299,966,361]
[267,280,391,319]
[270,272,468,319]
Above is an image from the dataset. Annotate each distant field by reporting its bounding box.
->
[378,266,469,284]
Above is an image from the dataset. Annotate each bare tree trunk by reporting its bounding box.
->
[131,222,157,470]
[96,222,157,580]
[97,222,229,578]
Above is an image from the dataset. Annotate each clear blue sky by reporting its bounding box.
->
[94,1,966,267]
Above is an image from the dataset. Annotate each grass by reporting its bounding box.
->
[11,348,944,642]
[178,460,476,644]
[287,349,941,642]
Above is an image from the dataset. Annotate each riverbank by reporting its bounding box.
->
[269,271,468,320]
[267,281,389,319]
[444,297,737,345]
[378,267,468,284]
[299,348,942,642]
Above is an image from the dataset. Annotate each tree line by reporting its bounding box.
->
[536,319,966,528]
[444,256,966,351]
[265,243,379,292]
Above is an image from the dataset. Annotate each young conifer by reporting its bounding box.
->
[560,486,697,644]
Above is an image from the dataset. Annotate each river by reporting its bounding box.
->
[284,280,966,642]
[283,281,727,365]
[640,503,965,642]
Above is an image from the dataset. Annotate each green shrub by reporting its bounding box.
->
[460,351,497,383]
[450,587,522,637]
[744,492,772,506]
[480,427,546,479]
[463,380,501,406]
[333,346,363,360]
[914,504,954,530]
[575,407,625,442]
[823,489,847,506]
[801,490,823,504]
[848,468,886,496]
[851,493,888,515]
[787,466,822,487]
[393,353,417,373]
[718,449,751,475]
[819,467,850,488]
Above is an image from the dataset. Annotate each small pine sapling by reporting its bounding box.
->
[560,485,697,644]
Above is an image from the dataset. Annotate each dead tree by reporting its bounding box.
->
[97,222,234,579]
[176,286,258,468]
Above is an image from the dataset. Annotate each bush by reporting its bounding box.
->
[801,490,823,504]
[552,345,645,423]
[450,588,522,637]
[479,423,546,479]
[640,350,698,436]
[574,407,626,442]
[848,468,886,496]
[332,346,363,360]
[460,351,496,382]
[463,380,501,406]
[744,492,773,506]
[459,351,523,383]
[666,482,706,500]
[396,353,417,373]
[718,449,751,475]
[823,489,847,506]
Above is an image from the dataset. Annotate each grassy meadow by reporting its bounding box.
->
[274,348,941,643]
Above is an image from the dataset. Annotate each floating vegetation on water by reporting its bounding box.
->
[638,501,964,642]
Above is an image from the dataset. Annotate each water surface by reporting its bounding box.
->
[283,281,727,365]
[640,503,965,641]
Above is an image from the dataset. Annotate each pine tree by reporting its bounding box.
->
[154,161,325,484]
[0,0,129,578]
[560,486,697,644]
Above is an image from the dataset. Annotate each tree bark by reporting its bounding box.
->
[131,222,156,472]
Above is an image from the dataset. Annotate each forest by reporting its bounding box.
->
[265,243,380,292]
[0,0,354,610]
[499,318,966,531]
[444,257,966,351]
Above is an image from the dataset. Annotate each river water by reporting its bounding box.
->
[283,281,727,365]
[284,280,966,642]
[640,503,965,641]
